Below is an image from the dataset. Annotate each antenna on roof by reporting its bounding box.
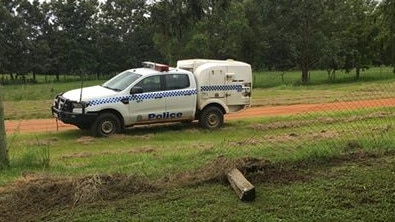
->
[79,73,84,102]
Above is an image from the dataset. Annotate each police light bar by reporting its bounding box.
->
[142,61,169,72]
[154,63,169,72]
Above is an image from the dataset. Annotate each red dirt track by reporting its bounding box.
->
[5,98,395,134]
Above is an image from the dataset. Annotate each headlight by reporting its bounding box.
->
[71,101,89,109]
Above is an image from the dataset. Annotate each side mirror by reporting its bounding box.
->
[131,86,143,94]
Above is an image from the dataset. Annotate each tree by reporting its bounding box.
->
[257,0,327,83]
[243,0,267,69]
[186,0,252,60]
[45,0,99,79]
[0,0,33,79]
[151,0,202,64]
[151,0,253,64]
[0,86,8,169]
[339,0,379,79]
[378,0,395,73]
[95,0,162,74]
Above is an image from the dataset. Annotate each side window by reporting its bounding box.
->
[136,76,161,92]
[165,74,190,90]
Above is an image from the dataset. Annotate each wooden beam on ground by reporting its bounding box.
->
[226,168,255,201]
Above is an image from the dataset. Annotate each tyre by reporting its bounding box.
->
[91,113,121,137]
[199,106,224,129]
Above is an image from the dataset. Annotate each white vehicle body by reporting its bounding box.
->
[51,59,252,136]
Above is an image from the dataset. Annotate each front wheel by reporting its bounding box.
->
[91,113,121,137]
[199,106,224,129]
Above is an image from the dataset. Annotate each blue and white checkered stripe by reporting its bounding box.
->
[88,89,197,107]
[201,85,243,92]
[89,96,125,106]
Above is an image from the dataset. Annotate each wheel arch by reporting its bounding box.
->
[97,109,125,130]
[199,99,228,114]
[202,103,225,114]
[196,102,226,120]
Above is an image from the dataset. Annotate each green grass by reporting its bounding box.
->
[1,107,394,180]
[39,155,393,221]
[253,66,395,88]
[0,67,394,221]
[1,115,394,220]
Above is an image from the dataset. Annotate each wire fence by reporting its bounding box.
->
[234,81,395,159]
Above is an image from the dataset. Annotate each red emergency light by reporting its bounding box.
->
[142,61,169,72]
[154,63,169,72]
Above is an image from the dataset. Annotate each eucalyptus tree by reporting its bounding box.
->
[378,0,395,73]
[257,0,327,83]
[319,0,350,80]
[319,0,379,80]
[186,0,252,60]
[0,0,33,79]
[95,0,161,74]
[16,0,51,79]
[44,0,99,79]
[150,0,205,64]
[338,0,379,79]
[243,0,267,69]
[0,2,10,74]
[151,0,253,64]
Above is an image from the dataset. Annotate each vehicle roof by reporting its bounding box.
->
[127,67,192,76]
[177,59,250,72]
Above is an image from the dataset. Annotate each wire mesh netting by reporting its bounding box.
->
[224,81,395,158]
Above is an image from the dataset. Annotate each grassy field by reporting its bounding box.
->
[0,67,394,221]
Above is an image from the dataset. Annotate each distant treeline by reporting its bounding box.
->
[1,0,394,83]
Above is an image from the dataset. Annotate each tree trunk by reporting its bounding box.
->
[0,87,9,169]
[301,63,309,84]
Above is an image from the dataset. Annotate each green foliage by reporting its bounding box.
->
[9,136,50,169]
[1,0,393,84]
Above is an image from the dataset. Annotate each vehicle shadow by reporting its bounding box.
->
[123,121,200,136]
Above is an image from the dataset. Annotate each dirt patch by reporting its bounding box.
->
[76,136,95,144]
[60,147,157,160]
[0,173,158,221]
[61,152,94,159]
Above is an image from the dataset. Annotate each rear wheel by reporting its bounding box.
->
[91,113,121,137]
[199,106,224,129]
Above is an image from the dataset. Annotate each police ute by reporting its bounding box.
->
[51,59,252,137]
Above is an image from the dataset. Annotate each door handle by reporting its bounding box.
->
[155,96,163,99]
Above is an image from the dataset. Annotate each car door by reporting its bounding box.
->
[128,75,166,123]
[164,73,197,120]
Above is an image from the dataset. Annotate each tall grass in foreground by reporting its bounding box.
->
[9,139,50,170]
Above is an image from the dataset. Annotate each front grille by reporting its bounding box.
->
[55,96,73,112]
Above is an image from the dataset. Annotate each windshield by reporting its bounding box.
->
[101,71,142,91]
